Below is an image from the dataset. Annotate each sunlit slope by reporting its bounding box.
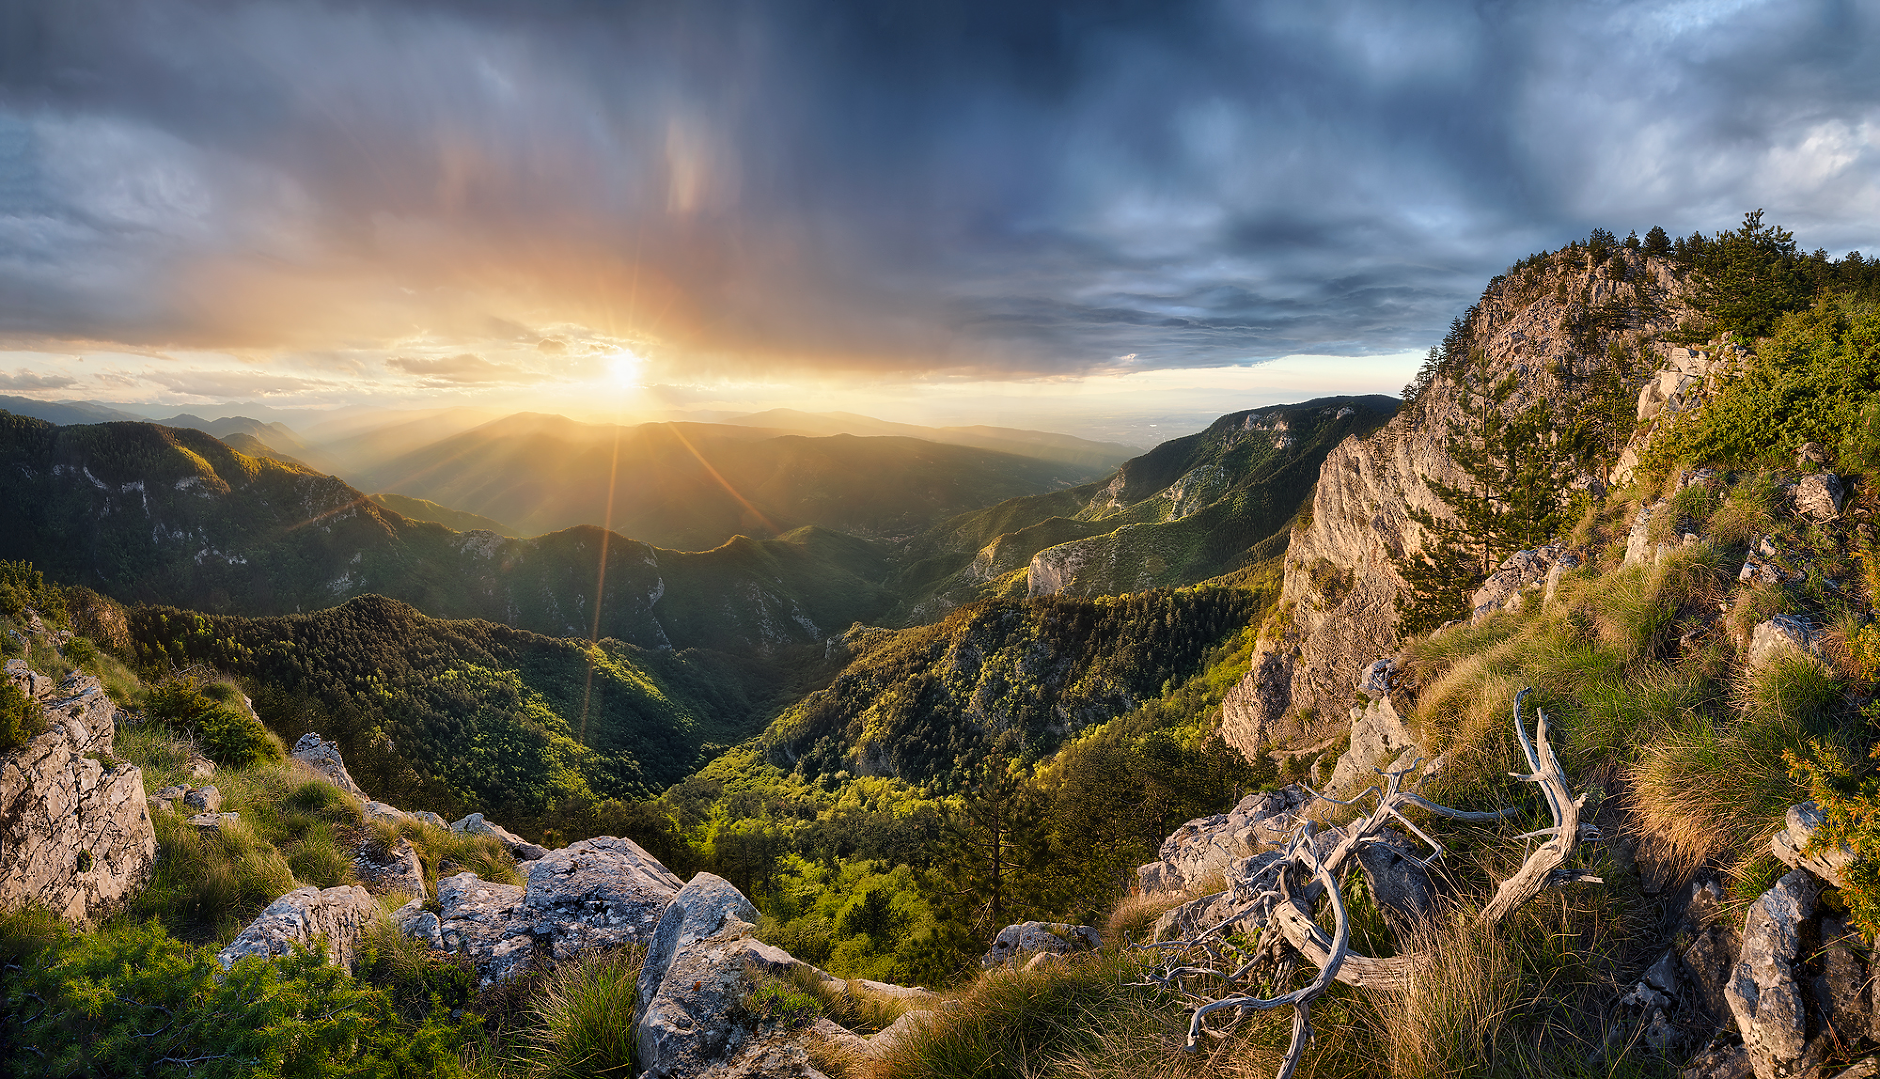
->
[128,594,760,816]
[893,395,1397,616]
[723,408,1140,469]
[761,587,1263,785]
[354,413,1111,547]
[0,413,893,653]
[368,492,521,536]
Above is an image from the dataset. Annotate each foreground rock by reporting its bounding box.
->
[522,836,683,959]
[636,873,846,1079]
[451,811,550,860]
[1135,786,1310,894]
[1724,869,1820,1079]
[1,661,156,923]
[291,732,365,796]
[981,921,1101,968]
[217,884,382,971]
[432,835,684,984]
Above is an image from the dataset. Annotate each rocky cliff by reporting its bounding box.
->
[1219,246,1700,756]
[0,658,157,922]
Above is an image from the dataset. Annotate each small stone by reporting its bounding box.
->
[1797,442,1828,465]
[182,785,221,814]
[1747,615,1816,670]
[1795,472,1846,520]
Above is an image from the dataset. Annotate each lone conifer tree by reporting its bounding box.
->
[1396,349,1568,633]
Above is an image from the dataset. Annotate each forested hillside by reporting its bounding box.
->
[0,415,895,653]
[891,396,1394,619]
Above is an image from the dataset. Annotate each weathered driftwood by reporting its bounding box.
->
[1137,689,1599,1077]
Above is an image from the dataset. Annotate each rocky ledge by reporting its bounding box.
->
[1,659,156,922]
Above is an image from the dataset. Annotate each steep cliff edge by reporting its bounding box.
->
[1220,245,1700,756]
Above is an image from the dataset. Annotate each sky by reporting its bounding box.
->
[2,0,1879,442]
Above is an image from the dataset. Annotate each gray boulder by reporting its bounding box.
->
[521,836,685,961]
[450,811,549,860]
[636,873,760,1024]
[981,921,1101,969]
[1724,869,1821,1079]
[1769,801,1853,888]
[1354,832,1436,924]
[1135,786,1310,894]
[1746,615,1816,670]
[217,884,381,971]
[437,872,533,985]
[182,785,222,814]
[291,733,364,797]
[356,837,428,900]
[1795,472,1846,520]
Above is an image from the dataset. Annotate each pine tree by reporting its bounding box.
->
[1643,226,1672,257]
[1395,351,1569,633]
[936,757,1046,932]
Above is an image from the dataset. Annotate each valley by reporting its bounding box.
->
[8,215,1880,1078]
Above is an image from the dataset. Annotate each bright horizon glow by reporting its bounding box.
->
[0,346,1424,447]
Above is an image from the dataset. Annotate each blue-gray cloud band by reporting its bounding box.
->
[1,0,1877,376]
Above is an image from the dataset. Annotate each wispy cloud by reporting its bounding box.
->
[0,0,1875,395]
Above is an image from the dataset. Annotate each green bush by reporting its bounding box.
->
[144,679,282,767]
[2,919,470,1078]
[0,678,46,751]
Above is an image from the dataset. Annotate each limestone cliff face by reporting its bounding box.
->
[1220,248,1698,756]
[1,659,157,922]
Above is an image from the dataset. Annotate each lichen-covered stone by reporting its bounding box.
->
[451,811,549,860]
[217,884,381,971]
[437,871,531,984]
[1725,869,1820,1079]
[521,835,684,960]
[1795,472,1846,520]
[981,921,1100,968]
[1,661,156,923]
[1747,615,1816,670]
[637,873,760,1022]
[291,732,364,796]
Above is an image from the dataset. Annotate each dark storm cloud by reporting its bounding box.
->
[1,0,1878,377]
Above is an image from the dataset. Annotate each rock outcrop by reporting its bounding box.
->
[1135,786,1310,894]
[981,921,1101,968]
[1725,869,1821,1079]
[217,884,382,971]
[432,835,686,984]
[1219,252,1698,759]
[291,732,364,796]
[1,660,156,922]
